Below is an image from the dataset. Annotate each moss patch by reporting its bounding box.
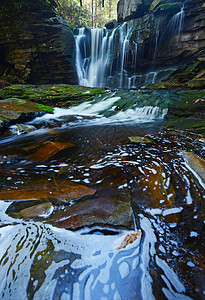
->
[164,90,205,136]
[154,2,183,12]
[0,84,108,108]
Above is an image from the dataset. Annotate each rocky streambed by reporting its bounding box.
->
[0,86,204,299]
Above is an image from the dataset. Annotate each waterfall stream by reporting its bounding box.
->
[74,6,185,89]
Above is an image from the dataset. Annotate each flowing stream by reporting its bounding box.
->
[0,90,204,299]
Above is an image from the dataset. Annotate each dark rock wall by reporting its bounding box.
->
[116,0,205,76]
[0,0,77,84]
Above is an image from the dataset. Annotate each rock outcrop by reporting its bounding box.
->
[0,0,77,85]
[117,0,152,21]
[115,0,205,87]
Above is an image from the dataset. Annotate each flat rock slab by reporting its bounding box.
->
[28,140,75,161]
[47,196,134,230]
[20,202,53,219]
[128,136,154,144]
[0,176,96,202]
[180,151,205,184]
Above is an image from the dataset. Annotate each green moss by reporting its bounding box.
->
[36,103,54,113]
[164,117,205,136]
[154,2,183,12]
[164,90,205,135]
[0,84,108,107]
[150,0,163,12]
[185,61,200,73]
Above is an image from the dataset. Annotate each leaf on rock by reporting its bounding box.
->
[116,230,141,250]
[128,136,154,144]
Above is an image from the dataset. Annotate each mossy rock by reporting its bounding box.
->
[0,97,53,129]
[0,84,109,108]
[128,136,155,143]
[163,90,205,136]
[154,1,183,12]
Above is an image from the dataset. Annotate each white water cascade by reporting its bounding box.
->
[74,6,185,89]
[158,5,185,46]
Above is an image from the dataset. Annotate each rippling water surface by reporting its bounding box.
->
[0,91,204,299]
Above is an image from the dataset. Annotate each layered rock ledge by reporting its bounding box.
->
[0,0,77,85]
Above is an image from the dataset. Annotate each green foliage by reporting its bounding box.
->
[8,0,55,9]
[56,0,92,28]
[56,0,118,28]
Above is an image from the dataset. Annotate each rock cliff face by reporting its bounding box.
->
[0,0,77,85]
[115,0,205,87]
[117,0,152,21]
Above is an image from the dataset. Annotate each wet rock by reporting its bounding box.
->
[28,140,75,161]
[20,202,53,219]
[164,90,205,135]
[105,19,117,29]
[0,0,77,84]
[187,78,205,89]
[128,136,154,144]
[11,123,36,134]
[0,84,108,107]
[0,97,53,129]
[180,151,205,184]
[48,197,134,230]
[0,176,96,202]
[131,162,175,210]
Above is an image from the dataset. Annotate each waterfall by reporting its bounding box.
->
[75,24,135,89]
[172,5,185,42]
[118,23,131,88]
[74,7,184,89]
[75,28,109,87]
[158,5,185,46]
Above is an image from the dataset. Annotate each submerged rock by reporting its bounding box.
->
[180,151,205,184]
[128,136,154,143]
[28,140,75,161]
[20,202,53,219]
[0,176,96,202]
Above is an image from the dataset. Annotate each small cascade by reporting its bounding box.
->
[31,91,169,127]
[159,5,185,46]
[172,5,185,42]
[118,23,131,88]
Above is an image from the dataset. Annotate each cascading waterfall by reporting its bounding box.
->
[74,6,185,89]
[158,5,185,46]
